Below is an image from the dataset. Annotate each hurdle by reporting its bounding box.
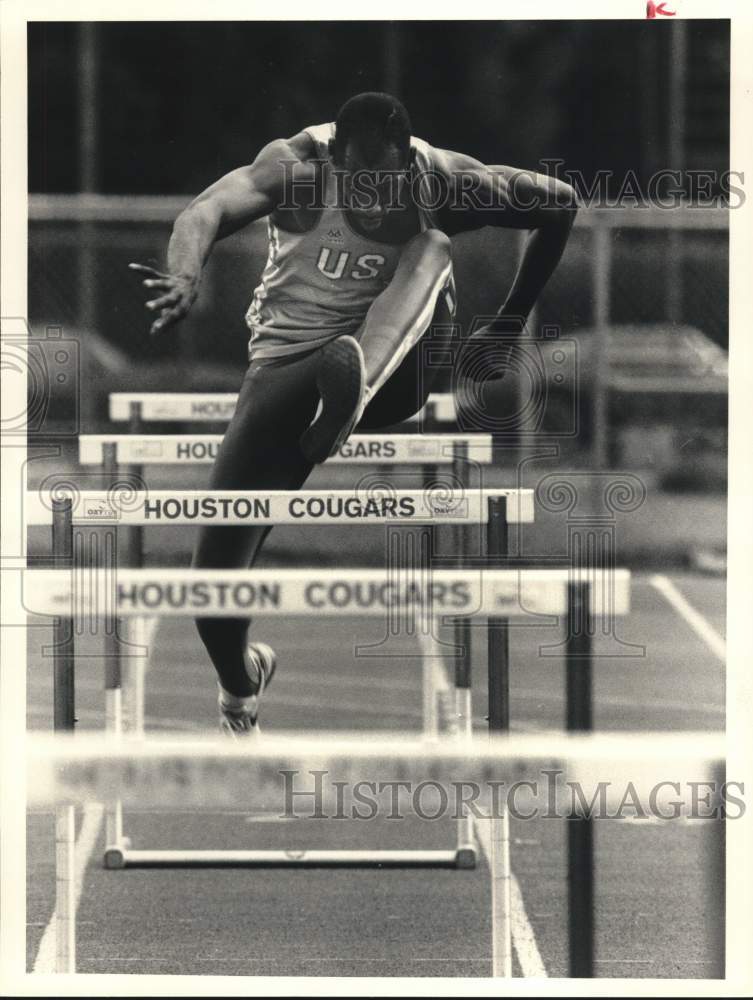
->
[79,431,490,467]
[87,410,486,566]
[27,730,724,977]
[25,558,630,869]
[108,390,456,427]
[78,431,493,567]
[26,487,534,527]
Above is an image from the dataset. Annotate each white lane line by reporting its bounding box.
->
[649,575,726,663]
[474,816,548,978]
[32,802,103,973]
[421,629,547,977]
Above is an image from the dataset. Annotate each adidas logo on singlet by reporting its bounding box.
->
[325,228,344,244]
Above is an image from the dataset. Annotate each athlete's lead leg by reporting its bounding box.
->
[358,228,452,396]
[300,229,453,463]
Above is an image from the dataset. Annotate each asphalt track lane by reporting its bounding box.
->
[25,575,726,977]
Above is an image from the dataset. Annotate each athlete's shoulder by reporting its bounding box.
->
[249,130,320,194]
[414,140,486,177]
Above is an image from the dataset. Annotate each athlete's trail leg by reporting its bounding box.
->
[192,353,319,697]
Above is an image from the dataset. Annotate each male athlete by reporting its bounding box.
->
[131,92,577,734]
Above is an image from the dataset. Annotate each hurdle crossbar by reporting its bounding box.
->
[25,488,533,526]
[109,391,456,425]
[79,433,493,466]
[20,567,630,620]
[27,731,726,809]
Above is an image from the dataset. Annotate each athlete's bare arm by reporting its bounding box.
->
[130,132,317,335]
[433,148,578,329]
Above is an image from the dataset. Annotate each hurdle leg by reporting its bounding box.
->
[487,497,511,730]
[453,631,475,869]
[98,473,127,866]
[52,498,76,731]
[51,497,77,972]
[127,401,145,568]
[123,405,148,739]
[102,440,138,863]
[54,804,76,973]
[486,495,512,975]
[566,579,595,977]
[123,615,149,737]
[421,461,440,739]
[104,672,124,858]
[490,803,512,977]
[451,441,476,866]
[422,656,440,740]
[123,407,148,742]
[103,612,129,867]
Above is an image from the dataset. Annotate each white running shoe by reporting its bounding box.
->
[217,641,277,737]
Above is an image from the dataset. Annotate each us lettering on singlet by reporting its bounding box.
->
[316,248,388,281]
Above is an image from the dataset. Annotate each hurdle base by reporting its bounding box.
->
[455,846,477,870]
[103,847,476,869]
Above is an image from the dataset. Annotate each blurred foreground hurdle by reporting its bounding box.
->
[24,560,631,974]
[28,731,724,977]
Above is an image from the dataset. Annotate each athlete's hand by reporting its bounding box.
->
[456,316,525,383]
[128,262,199,336]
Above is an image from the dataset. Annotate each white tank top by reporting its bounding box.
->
[246,122,453,360]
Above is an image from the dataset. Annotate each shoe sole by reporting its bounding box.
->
[299,336,366,464]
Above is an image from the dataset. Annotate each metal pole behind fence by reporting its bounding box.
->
[566,579,595,977]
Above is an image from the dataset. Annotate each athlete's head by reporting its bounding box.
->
[330,92,413,228]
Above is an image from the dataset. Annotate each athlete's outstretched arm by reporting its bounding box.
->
[435,150,579,329]
[130,134,312,334]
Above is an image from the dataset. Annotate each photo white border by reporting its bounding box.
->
[2,0,752,995]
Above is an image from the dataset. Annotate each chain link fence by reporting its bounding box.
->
[28,196,728,475]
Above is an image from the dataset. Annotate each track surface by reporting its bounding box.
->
[26,574,725,978]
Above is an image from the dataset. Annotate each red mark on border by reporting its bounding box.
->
[646,1,676,16]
